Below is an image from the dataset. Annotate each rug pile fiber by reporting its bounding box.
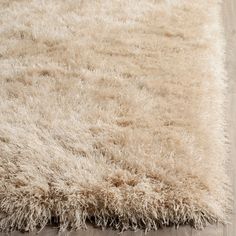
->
[0,0,231,232]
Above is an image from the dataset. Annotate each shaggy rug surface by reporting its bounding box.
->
[0,0,231,233]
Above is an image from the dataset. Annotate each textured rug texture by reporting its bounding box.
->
[0,0,231,233]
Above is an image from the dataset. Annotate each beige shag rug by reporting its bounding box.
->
[0,0,231,233]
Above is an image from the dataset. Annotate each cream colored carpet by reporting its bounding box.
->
[0,0,231,233]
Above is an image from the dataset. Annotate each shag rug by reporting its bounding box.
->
[0,0,231,233]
